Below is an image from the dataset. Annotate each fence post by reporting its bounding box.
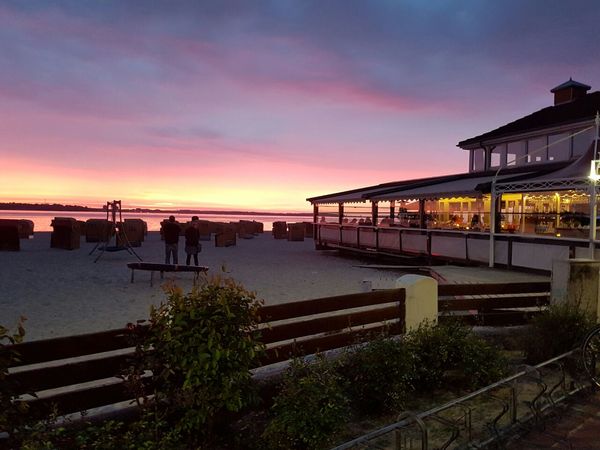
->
[552,258,600,322]
[395,274,438,331]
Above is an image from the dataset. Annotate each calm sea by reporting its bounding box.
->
[0,210,313,232]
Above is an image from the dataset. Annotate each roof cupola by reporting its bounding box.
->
[550,78,591,105]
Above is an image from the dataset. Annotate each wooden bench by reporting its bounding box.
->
[127,262,209,286]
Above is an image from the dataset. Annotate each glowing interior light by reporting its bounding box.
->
[590,160,600,181]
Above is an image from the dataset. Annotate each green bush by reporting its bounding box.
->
[459,333,509,389]
[136,276,266,448]
[18,418,132,450]
[0,317,29,445]
[338,335,412,413]
[524,302,596,364]
[263,356,350,450]
[405,320,508,391]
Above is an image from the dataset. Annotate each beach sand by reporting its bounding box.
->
[0,232,548,341]
[0,232,399,341]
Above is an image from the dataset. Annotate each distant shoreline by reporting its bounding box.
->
[0,203,311,217]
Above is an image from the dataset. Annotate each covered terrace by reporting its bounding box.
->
[309,153,600,271]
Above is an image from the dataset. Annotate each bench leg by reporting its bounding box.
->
[130,269,135,284]
[150,271,154,287]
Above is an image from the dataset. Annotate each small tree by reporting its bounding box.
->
[140,276,265,447]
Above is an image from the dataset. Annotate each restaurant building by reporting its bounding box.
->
[307,79,600,271]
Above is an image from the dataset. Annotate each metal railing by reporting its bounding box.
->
[332,348,590,450]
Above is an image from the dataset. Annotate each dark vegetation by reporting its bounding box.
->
[2,281,592,449]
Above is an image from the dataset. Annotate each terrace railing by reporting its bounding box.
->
[315,223,597,271]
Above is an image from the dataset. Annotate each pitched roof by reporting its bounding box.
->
[458,91,600,148]
[550,78,591,93]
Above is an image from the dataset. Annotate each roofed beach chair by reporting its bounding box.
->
[0,220,20,251]
[287,222,305,241]
[272,221,287,239]
[51,217,81,250]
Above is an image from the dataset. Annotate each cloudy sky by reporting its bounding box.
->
[1,1,600,211]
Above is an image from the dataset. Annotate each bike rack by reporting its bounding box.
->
[331,348,591,450]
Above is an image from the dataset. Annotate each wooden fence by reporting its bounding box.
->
[6,288,406,419]
[438,281,551,326]
[4,281,551,422]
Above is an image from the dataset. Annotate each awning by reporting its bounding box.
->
[369,173,534,201]
[307,174,458,204]
[494,142,597,193]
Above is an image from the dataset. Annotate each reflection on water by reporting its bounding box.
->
[0,210,313,232]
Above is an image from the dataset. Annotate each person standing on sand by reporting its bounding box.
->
[163,215,180,264]
[185,216,201,266]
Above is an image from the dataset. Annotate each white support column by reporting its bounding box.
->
[590,112,600,259]
[395,274,438,331]
[489,183,496,268]
[590,184,597,259]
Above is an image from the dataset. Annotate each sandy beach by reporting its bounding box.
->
[0,232,548,342]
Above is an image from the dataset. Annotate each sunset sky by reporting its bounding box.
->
[2,1,600,212]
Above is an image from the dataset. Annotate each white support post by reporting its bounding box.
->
[590,184,597,259]
[590,112,600,259]
[395,275,438,331]
[489,184,496,268]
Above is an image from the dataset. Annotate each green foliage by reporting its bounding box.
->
[338,335,412,413]
[405,320,508,391]
[263,356,350,450]
[458,333,509,389]
[139,276,265,447]
[0,317,29,442]
[524,302,596,364]
[18,418,132,450]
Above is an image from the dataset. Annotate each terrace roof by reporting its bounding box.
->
[306,174,457,204]
[366,162,568,201]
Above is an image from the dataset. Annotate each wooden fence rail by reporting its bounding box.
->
[4,281,551,421]
[438,281,551,326]
[6,288,406,419]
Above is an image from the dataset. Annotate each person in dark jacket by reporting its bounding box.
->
[163,215,180,264]
[185,216,201,266]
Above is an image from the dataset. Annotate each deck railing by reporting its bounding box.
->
[316,223,597,271]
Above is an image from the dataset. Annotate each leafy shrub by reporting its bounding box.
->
[405,320,508,391]
[0,317,29,444]
[19,418,132,450]
[338,335,412,413]
[459,333,509,389]
[135,276,265,448]
[263,356,350,450]
[524,302,596,364]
